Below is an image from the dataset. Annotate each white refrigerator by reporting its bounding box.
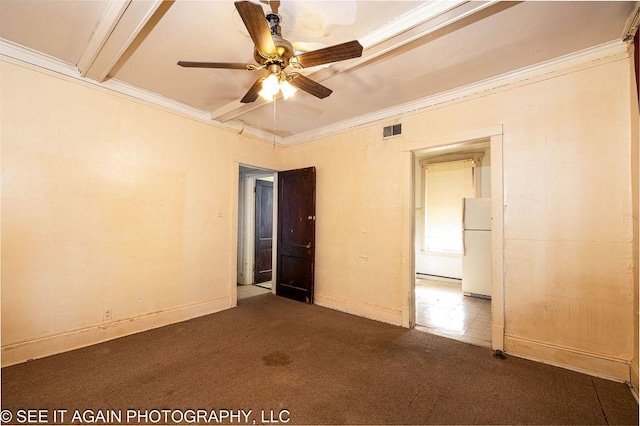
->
[462,198,492,298]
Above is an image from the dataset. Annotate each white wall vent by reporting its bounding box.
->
[383,123,402,138]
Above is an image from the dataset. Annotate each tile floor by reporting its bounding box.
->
[237,284,272,300]
[415,278,492,347]
[254,281,272,290]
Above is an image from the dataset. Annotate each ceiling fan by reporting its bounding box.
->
[177,0,364,103]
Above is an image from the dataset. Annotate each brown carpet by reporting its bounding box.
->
[2,293,638,425]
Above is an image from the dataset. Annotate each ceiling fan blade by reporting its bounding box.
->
[289,74,332,99]
[235,1,276,55]
[177,61,254,70]
[292,40,363,68]
[241,77,265,103]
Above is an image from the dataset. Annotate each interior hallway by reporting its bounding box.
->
[415,278,492,348]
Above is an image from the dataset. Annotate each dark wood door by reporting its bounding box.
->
[276,167,316,303]
[254,179,273,284]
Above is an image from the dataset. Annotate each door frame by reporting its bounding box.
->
[231,159,280,307]
[401,125,505,351]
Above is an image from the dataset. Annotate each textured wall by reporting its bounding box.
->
[1,60,281,365]
[283,52,636,380]
[1,46,636,382]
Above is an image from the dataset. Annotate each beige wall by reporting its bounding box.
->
[283,52,636,381]
[284,128,406,323]
[1,60,281,366]
[2,44,637,384]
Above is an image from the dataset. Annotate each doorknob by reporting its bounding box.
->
[305,242,312,249]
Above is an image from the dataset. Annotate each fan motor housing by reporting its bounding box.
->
[254,35,294,68]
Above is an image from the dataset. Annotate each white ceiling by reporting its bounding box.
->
[0,1,637,142]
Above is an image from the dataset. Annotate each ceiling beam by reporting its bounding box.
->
[622,1,640,41]
[210,0,499,123]
[77,0,163,82]
[77,0,129,77]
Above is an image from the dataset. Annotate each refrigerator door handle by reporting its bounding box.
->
[462,229,466,256]
[462,198,466,255]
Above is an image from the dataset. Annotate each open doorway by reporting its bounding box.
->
[237,165,276,301]
[413,140,493,347]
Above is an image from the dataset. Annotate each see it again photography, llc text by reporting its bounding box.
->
[1,408,291,424]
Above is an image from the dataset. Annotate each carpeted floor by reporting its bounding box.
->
[2,293,638,425]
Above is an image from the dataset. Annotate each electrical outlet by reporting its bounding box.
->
[103,308,112,321]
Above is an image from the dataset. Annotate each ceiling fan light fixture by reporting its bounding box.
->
[263,73,280,93]
[259,73,280,101]
[279,80,297,100]
[258,87,275,102]
[179,2,364,104]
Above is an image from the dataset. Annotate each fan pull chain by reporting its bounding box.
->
[272,95,276,149]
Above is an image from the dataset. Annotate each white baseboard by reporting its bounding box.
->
[314,293,403,326]
[505,335,631,382]
[1,296,233,367]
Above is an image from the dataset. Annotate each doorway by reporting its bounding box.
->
[234,163,317,305]
[237,165,276,299]
[414,141,492,347]
[401,126,505,351]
